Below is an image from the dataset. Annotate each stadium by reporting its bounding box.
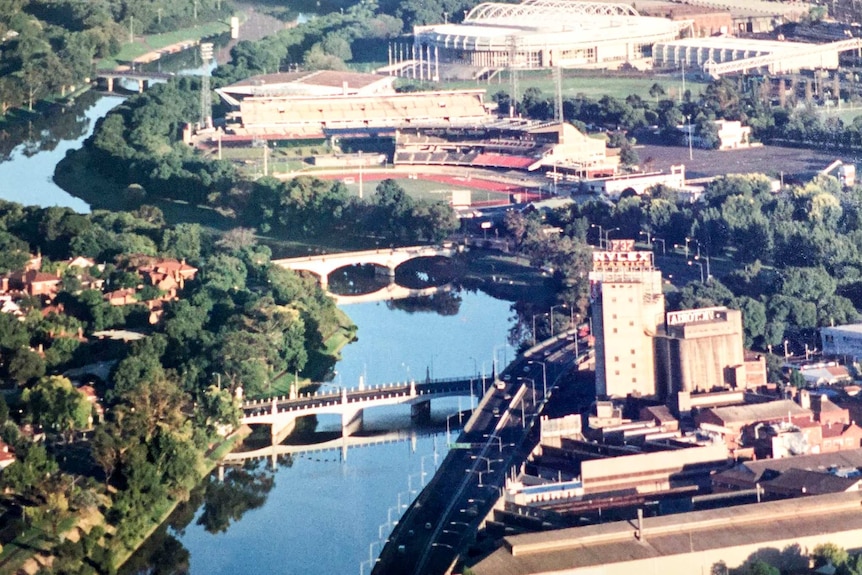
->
[410,0,690,72]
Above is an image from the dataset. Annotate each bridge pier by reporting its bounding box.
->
[137,79,148,93]
[342,407,364,437]
[271,418,296,446]
[106,77,114,92]
[410,400,431,424]
[374,266,397,281]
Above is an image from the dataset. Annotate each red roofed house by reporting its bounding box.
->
[0,439,15,470]
[137,258,198,292]
[12,270,62,297]
[104,288,138,306]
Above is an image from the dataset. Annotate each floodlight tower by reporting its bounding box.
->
[508,35,519,118]
[200,42,214,130]
[553,65,563,123]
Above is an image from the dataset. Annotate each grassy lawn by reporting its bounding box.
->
[435,69,707,101]
[819,104,862,124]
[96,21,232,69]
[338,176,507,203]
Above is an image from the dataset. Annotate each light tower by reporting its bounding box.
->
[199,42,214,130]
[508,35,519,118]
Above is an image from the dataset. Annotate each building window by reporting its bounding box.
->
[631,363,636,369]
[614,356,619,362]
[613,328,618,334]
[631,349,636,354]
[615,370,620,376]
[629,321,634,327]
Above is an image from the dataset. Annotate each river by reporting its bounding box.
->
[165,293,516,575]
[0,91,521,573]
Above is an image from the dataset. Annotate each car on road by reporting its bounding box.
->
[495,380,506,390]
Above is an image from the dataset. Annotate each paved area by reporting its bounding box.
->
[638,142,862,181]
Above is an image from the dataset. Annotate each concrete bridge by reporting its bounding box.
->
[272,245,459,290]
[241,376,479,445]
[94,70,175,93]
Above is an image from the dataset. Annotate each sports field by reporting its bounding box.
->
[436,70,707,101]
[316,171,544,205]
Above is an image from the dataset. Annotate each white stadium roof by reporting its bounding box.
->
[464,0,641,22]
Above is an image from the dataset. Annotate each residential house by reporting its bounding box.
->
[0,440,15,470]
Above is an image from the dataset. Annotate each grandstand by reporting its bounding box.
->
[653,36,861,77]
[394,121,617,175]
[216,70,396,106]
[411,0,689,72]
[212,71,617,178]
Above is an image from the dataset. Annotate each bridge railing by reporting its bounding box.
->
[242,376,476,410]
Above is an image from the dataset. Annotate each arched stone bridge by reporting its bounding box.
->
[272,245,459,289]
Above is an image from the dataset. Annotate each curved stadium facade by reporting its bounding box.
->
[413,0,690,70]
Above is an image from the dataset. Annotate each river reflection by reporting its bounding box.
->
[123,289,516,574]
[0,92,123,212]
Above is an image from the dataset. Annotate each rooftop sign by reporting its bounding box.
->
[592,250,653,272]
[666,306,727,327]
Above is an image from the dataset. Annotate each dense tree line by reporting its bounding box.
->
[501,171,862,352]
[0,0,232,114]
[503,76,862,153]
[0,200,346,570]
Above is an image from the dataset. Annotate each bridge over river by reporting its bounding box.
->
[272,244,459,290]
[241,375,483,444]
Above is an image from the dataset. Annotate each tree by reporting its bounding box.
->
[161,223,203,262]
[1,443,59,500]
[7,347,46,387]
[813,543,849,569]
[740,560,779,575]
[22,376,91,441]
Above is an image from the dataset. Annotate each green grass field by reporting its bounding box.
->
[428,70,707,101]
[97,21,232,69]
[819,104,862,124]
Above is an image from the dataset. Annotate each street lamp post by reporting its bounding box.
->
[688,260,704,283]
[603,227,620,248]
[696,254,711,280]
[527,360,548,396]
[520,377,537,405]
[687,237,701,258]
[484,433,503,453]
[590,224,604,248]
[638,230,652,248]
[652,236,666,255]
[492,344,509,376]
[472,455,494,472]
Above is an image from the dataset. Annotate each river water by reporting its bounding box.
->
[1,93,520,574]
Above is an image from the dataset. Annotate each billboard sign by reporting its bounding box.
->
[666,306,727,327]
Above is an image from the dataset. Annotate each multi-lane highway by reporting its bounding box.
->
[371,331,584,575]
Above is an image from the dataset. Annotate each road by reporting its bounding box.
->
[370,333,581,575]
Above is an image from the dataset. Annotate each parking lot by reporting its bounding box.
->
[637,142,862,181]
